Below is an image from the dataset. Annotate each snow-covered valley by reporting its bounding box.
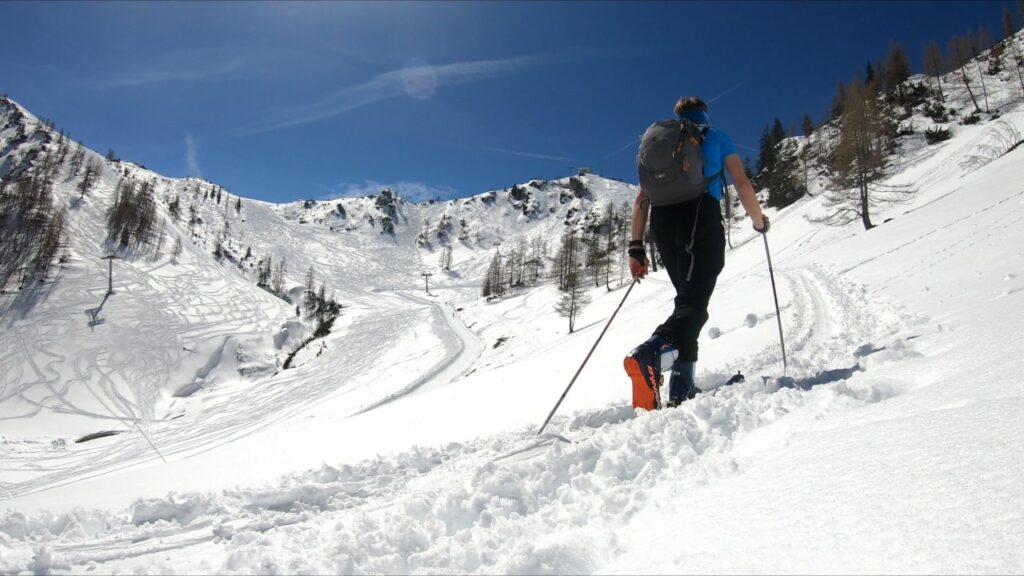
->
[3,43,1024,573]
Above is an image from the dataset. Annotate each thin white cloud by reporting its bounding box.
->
[185,135,202,178]
[322,180,458,203]
[85,49,250,90]
[103,59,246,89]
[246,54,548,135]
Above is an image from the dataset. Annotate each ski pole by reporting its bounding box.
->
[762,233,788,372]
[537,278,638,436]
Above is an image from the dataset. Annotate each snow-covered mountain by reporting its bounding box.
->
[0,94,637,497]
[2,32,1024,573]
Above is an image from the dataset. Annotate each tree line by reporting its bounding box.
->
[754,4,1024,230]
[0,122,100,293]
[480,198,634,332]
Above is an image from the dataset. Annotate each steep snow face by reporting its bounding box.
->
[0,97,53,182]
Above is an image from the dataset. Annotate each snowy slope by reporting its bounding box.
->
[2,36,1024,573]
[0,97,635,505]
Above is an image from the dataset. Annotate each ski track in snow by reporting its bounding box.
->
[706,261,902,384]
[354,289,484,414]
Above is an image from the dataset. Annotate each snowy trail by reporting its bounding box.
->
[385,291,483,398]
[353,288,483,414]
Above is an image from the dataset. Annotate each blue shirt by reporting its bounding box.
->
[700,127,737,201]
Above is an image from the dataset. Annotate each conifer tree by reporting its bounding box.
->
[873,58,887,95]
[271,257,286,297]
[970,30,992,113]
[988,24,1007,75]
[527,235,548,283]
[0,171,62,290]
[171,236,183,264]
[616,201,631,284]
[554,257,590,333]
[924,42,947,102]
[884,43,912,103]
[771,117,786,144]
[68,143,85,176]
[831,80,847,120]
[165,197,180,223]
[553,229,579,292]
[584,232,605,288]
[1007,4,1024,93]
[439,246,453,271]
[1014,28,1024,95]
[107,177,159,251]
[482,249,504,298]
[949,34,982,113]
[801,114,815,138]
[257,255,272,288]
[315,284,327,321]
[304,266,317,315]
[34,207,65,282]
[820,79,913,230]
[78,158,101,198]
[756,117,805,208]
[509,236,528,288]
[764,140,806,209]
[755,124,777,182]
[212,236,224,261]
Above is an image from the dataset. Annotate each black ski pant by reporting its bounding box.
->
[650,195,726,362]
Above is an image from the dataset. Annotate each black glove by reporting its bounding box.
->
[628,240,647,265]
[754,214,770,234]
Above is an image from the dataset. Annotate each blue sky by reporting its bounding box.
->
[1,1,1015,203]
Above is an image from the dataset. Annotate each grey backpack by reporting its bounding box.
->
[637,119,721,207]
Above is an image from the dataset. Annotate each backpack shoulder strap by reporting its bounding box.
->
[701,127,726,190]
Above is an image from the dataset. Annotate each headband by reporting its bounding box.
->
[678,107,709,126]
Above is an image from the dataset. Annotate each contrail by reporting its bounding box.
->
[244,54,547,136]
[478,145,576,163]
[707,80,747,104]
[602,136,640,160]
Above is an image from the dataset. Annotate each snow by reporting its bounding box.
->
[2,38,1024,572]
